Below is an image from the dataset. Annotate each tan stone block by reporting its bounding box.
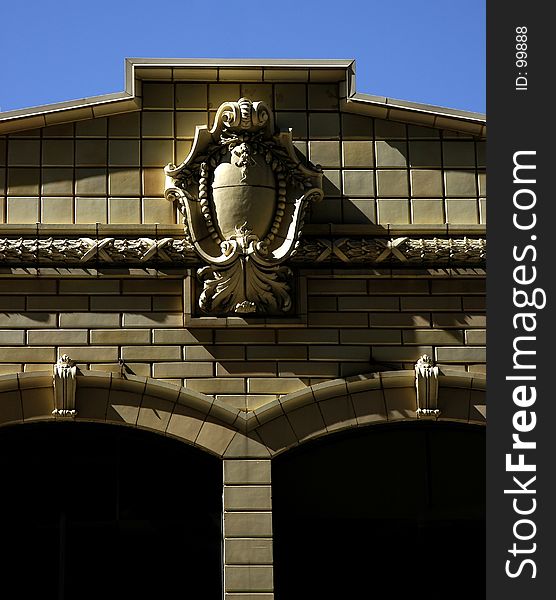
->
[0,330,25,344]
[90,329,149,344]
[23,363,53,372]
[432,313,486,328]
[137,395,173,432]
[175,111,206,138]
[372,345,433,362]
[142,83,174,109]
[224,486,272,511]
[29,295,89,311]
[401,296,461,311]
[247,378,305,394]
[308,312,367,328]
[59,346,118,362]
[384,386,417,420]
[443,141,475,167]
[75,118,107,137]
[340,329,401,344]
[7,169,40,195]
[108,112,140,137]
[309,113,340,139]
[438,387,471,422]
[142,168,165,196]
[108,197,141,223]
[185,346,245,361]
[42,123,74,137]
[410,170,443,197]
[28,330,88,345]
[341,114,373,139]
[75,197,107,223]
[175,83,208,109]
[75,169,107,196]
[308,83,338,110]
[0,390,23,425]
[338,296,399,311]
[90,296,150,311]
[463,296,486,311]
[142,197,174,223]
[309,345,369,361]
[377,170,408,197]
[408,124,439,138]
[409,141,441,167]
[215,330,274,344]
[141,140,173,167]
[108,169,141,196]
[225,565,273,593]
[108,140,140,166]
[59,312,120,328]
[274,84,306,110]
[152,362,213,378]
[187,378,245,394]
[246,346,306,360]
[59,280,119,294]
[122,346,181,361]
[0,365,22,376]
[123,313,183,327]
[209,84,241,109]
[287,403,325,441]
[478,171,486,195]
[216,362,277,377]
[342,141,373,167]
[122,280,182,294]
[153,328,213,344]
[224,460,271,485]
[40,141,73,170]
[196,418,236,455]
[465,330,486,345]
[106,389,140,424]
[240,83,273,107]
[351,389,388,424]
[0,312,57,328]
[224,512,273,538]
[8,140,40,166]
[7,196,39,223]
[308,141,340,167]
[153,296,183,311]
[0,347,55,362]
[166,403,205,442]
[375,120,406,139]
[274,112,307,139]
[377,198,410,223]
[141,111,173,138]
[435,346,486,362]
[375,141,407,167]
[307,279,367,294]
[342,170,374,197]
[446,198,479,224]
[432,279,485,294]
[75,140,106,166]
[445,170,477,197]
[225,538,273,565]
[175,140,192,161]
[277,330,338,344]
[21,387,54,420]
[41,169,73,196]
[0,297,24,310]
[41,197,73,224]
[403,329,464,344]
[411,198,445,223]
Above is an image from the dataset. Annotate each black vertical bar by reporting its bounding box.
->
[488,2,555,598]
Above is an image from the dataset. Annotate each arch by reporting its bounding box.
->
[250,369,486,455]
[0,368,486,458]
[0,370,270,459]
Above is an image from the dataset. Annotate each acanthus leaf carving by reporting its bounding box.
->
[53,354,77,418]
[164,97,323,315]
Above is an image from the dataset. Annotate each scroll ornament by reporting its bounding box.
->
[164,98,323,315]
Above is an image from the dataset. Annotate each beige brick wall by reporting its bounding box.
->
[0,82,485,227]
[0,274,485,410]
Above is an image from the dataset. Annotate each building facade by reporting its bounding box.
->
[0,59,486,599]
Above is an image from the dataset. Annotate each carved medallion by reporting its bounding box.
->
[164,98,323,315]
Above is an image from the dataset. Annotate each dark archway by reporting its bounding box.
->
[0,422,222,600]
[272,421,485,600]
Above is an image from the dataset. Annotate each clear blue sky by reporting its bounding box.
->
[0,0,485,114]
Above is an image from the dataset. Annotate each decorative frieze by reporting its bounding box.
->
[0,235,486,266]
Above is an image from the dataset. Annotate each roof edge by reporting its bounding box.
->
[0,58,485,136]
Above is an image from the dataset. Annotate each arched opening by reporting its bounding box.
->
[272,421,485,599]
[0,422,222,600]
